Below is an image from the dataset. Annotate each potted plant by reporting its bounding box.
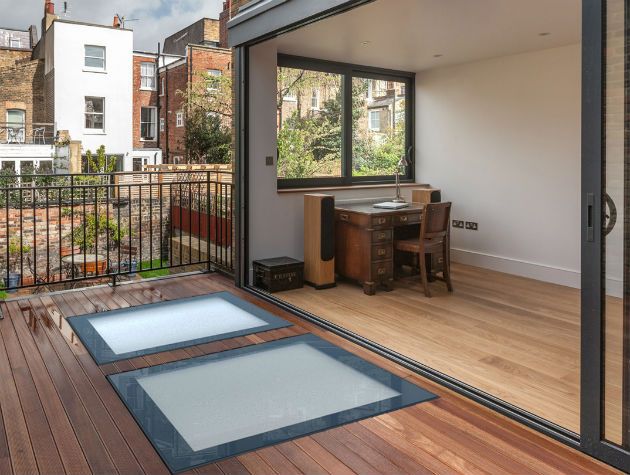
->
[7,238,31,292]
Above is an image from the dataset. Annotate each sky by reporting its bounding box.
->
[0,0,224,51]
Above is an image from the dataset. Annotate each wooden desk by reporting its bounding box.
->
[335,203,423,295]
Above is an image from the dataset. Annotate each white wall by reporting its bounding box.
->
[51,22,133,157]
[247,41,412,278]
[416,44,582,287]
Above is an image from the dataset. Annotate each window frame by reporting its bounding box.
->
[277,54,415,189]
[140,62,157,90]
[176,111,184,128]
[140,106,158,141]
[84,96,105,132]
[84,45,106,71]
[207,69,222,92]
[9,37,21,49]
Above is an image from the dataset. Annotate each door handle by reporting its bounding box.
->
[586,193,594,242]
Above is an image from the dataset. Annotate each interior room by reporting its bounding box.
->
[244,0,623,441]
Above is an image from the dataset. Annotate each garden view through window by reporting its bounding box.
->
[277,58,411,186]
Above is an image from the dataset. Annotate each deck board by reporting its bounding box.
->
[0,273,621,474]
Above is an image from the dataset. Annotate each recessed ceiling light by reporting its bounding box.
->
[361,41,371,46]
[433,54,443,58]
[539,32,551,37]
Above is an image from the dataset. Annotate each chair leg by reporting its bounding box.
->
[443,242,453,292]
[419,251,431,298]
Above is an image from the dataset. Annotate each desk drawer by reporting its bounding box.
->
[393,213,421,226]
[372,229,392,243]
[371,261,393,280]
[371,216,392,228]
[371,244,392,261]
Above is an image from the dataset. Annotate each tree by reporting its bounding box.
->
[85,145,118,173]
[178,71,233,164]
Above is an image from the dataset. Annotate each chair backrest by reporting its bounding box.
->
[420,202,452,240]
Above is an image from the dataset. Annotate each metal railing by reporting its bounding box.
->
[0,170,234,292]
[0,122,56,145]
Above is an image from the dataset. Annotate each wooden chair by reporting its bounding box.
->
[394,202,453,297]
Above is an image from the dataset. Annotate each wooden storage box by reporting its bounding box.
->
[253,257,304,293]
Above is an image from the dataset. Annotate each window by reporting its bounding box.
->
[277,55,413,187]
[353,76,408,177]
[84,45,106,70]
[38,160,53,174]
[140,107,157,141]
[9,37,21,48]
[176,112,184,127]
[6,109,25,127]
[207,69,222,91]
[160,117,165,132]
[140,62,156,89]
[133,157,143,172]
[160,77,166,96]
[369,110,381,131]
[311,89,320,109]
[85,97,104,130]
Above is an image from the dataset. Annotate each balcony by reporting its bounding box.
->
[0,122,56,145]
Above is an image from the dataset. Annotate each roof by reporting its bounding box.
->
[227,0,374,47]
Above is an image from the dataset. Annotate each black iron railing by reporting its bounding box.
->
[0,170,234,292]
[0,122,56,145]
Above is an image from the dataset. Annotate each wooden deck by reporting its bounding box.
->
[0,273,620,474]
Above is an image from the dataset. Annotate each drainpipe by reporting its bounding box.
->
[156,42,161,150]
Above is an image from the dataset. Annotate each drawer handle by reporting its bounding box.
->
[339,213,349,222]
[377,232,387,240]
[375,217,387,225]
[377,248,387,257]
[377,267,387,275]
[399,215,408,222]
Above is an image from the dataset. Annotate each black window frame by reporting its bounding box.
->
[277,54,415,189]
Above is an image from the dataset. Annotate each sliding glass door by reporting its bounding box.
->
[582,0,630,470]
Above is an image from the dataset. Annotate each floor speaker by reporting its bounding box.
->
[304,194,336,289]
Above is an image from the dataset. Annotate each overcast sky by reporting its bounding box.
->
[0,0,224,51]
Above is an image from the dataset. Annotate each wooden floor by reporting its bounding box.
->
[279,263,623,437]
[0,273,620,474]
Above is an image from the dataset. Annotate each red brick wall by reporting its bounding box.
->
[133,54,159,149]
[159,45,232,163]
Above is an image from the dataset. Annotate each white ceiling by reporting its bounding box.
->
[274,0,581,72]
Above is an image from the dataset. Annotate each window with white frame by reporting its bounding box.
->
[140,62,156,89]
[85,97,105,130]
[176,111,184,127]
[84,45,106,70]
[207,69,222,91]
[160,117,165,132]
[369,110,381,131]
[160,77,166,96]
[311,89,320,109]
[140,107,157,141]
[9,37,21,48]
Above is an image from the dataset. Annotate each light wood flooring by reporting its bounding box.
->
[279,262,624,439]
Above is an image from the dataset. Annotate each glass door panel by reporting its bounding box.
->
[603,0,626,447]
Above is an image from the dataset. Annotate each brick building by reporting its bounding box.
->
[157,18,232,164]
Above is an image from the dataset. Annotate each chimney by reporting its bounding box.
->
[43,0,58,32]
[113,15,121,28]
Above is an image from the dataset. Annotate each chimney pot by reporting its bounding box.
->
[113,15,121,28]
[45,0,54,15]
